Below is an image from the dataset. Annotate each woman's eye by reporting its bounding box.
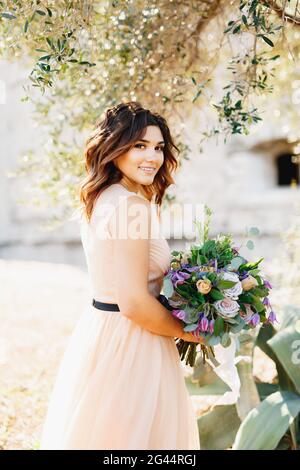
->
[134,144,163,151]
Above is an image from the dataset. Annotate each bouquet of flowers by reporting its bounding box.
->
[163,206,277,367]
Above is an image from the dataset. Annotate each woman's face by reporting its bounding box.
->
[114,125,165,192]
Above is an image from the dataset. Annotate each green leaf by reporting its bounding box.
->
[207,335,221,346]
[260,35,274,47]
[1,12,17,20]
[250,286,269,297]
[209,288,225,301]
[231,317,246,333]
[232,25,241,34]
[242,15,247,25]
[251,295,265,313]
[246,240,254,250]
[248,268,260,276]
[239,257,264,271]
[270,54,280,60]
[216,280,237,289]
[39,55,52,61]
[232,392,300,450]
[214,316,224,336]
[36,9,46,16]
[268,325,300,394]
[238,293,253,303]
[183,323,198,332]
[221,332,231,347]
[171,250,180,256]
[229,256,245,271]
[249,227,260,236]
[163,277,174,298]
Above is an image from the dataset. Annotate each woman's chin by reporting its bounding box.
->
[136,174,155,185]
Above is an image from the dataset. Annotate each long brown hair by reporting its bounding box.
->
[78,101,179,223]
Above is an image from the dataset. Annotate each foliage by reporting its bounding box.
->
[185,303,300,449]
[0,1,299,217]
[163,205,274,365]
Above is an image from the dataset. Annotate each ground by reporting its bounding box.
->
[0,258,281,450]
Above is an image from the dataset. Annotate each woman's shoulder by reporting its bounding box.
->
[99,183,150,205]
[91,183,149,224]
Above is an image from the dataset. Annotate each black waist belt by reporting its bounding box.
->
[92,294,173,312]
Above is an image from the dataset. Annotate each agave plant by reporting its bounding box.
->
[232,304,300,450]
[185,304,300,450]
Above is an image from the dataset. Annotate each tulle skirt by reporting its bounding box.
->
[39,304,201,450]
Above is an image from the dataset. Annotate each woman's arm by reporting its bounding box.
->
[108,194,194,340]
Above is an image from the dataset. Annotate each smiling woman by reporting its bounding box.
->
[114,125,166,197]
[78,101,179,221]
[39,101,202,450]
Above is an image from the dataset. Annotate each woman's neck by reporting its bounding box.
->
[119,176,152,202]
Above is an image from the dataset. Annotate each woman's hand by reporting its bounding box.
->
[181,331,206,344]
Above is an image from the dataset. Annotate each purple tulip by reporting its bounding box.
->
[171,271,191,288]
[209,319,215,334]
[185,266,200,273]
[200,316,209,332]
[262,297,270,306]
[172,309,186,320]
[249,313,260,327]
[266,310,278,324]
[264,279,272,289]
[191,327,200,339]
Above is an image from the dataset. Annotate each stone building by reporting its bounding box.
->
[1,60,299,268]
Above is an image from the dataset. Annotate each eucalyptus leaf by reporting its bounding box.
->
[249,227,260,236]
[221,332,231,347]
[229,256,246,270]
[246,240,254,250]
[207,335,221,346]
[183,323,198,332]
[163,277,174,298]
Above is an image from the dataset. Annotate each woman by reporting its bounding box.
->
[39,101,203,450]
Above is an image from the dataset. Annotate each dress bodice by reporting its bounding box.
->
[80,183,172,302]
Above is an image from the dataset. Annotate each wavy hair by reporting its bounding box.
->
[78,101,179,223]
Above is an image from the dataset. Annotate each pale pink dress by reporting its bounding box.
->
[39,183,200,450]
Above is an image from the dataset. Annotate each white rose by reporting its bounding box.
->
[214,297,240,318]
[220,271,243,300]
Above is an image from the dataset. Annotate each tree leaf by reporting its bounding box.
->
[260,35,274,47]
[1,12,17,20]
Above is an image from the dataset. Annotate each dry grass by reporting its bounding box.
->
[0,259,89,450]
[0,258,282,450]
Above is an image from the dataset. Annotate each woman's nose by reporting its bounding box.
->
[145,149,159,160]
